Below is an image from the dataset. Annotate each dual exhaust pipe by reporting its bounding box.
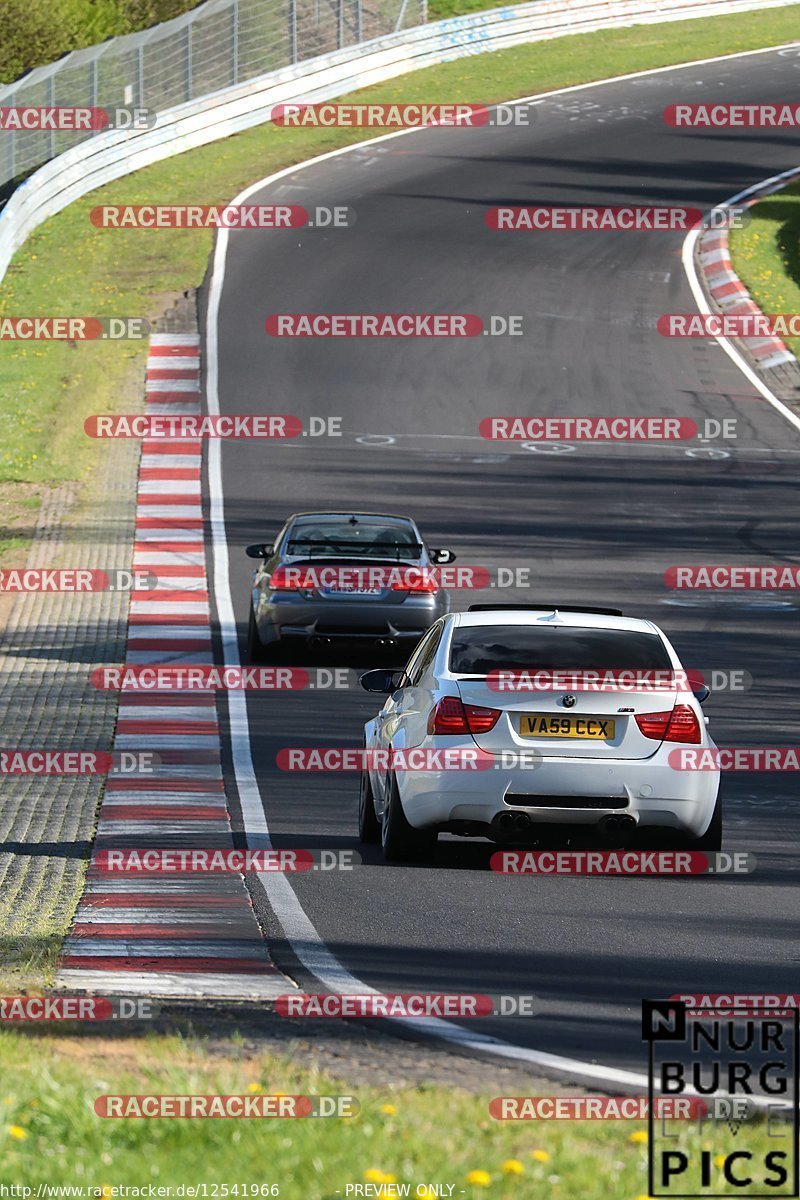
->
[492,810,637,841]
[493,811,532,835]
[599,814,637,837]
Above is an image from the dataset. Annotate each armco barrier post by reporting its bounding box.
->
[185,24,193,102]
[232,0,239,86]
[137,44,145,108]
[289,0,298,63]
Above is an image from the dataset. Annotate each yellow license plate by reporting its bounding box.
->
[519,714,615,740]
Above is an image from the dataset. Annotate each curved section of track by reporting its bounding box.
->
[208,46,800,1075]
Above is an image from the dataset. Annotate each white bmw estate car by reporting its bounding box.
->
[358,606,721,861]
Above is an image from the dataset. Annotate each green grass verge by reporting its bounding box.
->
[0,1029,787,1195]
[729,181,800,362]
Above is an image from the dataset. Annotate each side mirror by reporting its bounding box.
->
[246,543,273,559]
[360,669,405,694]
[430,548,456,565]
[693,684,711,705]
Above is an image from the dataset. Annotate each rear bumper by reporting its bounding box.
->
[255,593,446,644]
[392,750,720,838]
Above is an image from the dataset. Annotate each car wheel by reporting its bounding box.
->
[358,766,381,844]
[381,773,437,863]
[247,606,268,662]
[687,794,722,852]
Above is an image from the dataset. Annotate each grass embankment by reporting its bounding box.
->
[0,1029,786,1196]
[729,181,800,363]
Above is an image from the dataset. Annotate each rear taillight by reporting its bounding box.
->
[427,696,500,735]
[268,565,313,591]
[636,705,701,745]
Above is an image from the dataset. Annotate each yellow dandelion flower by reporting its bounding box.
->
[629,1130,648,1145]
[8,1126,27,1140]
[247,1083,264,1093]
[380,1103,397,1115]
[363,1170,396,1184]
[465,1169,492,1186]
[502,1159,524,1175]
[530,1149,550,1163]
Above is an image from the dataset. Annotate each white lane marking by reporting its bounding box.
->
[145,379,200,392]
[134,529,204,543]
[144,403,202,416]
[147,357,200,371]
[150,334,200,346]
[117,706,215,719]
[127,625,212,639]
[682,166,800,436]
[135,505,204,520]
[138,479,202,495]
[74,910,231,923]
[140,455,202,470]
[207,43,800,1087]
[133,551,206,565]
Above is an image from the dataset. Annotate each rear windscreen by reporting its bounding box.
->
[449,625,672,675]
[286,522,420,561]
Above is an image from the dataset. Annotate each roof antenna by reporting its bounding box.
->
[348,515,359,525]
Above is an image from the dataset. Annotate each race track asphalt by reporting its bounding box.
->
[206,45,800,1075]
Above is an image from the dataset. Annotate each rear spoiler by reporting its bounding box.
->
[467,604,624,616]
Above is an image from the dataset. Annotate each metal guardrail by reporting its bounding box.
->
[0,0,426,189]
[0,0,795,287]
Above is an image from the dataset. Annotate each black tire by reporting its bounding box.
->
[247,609,266,667]
[358,767,381,844]
[381,774,437,863]
[688,794,722,853]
